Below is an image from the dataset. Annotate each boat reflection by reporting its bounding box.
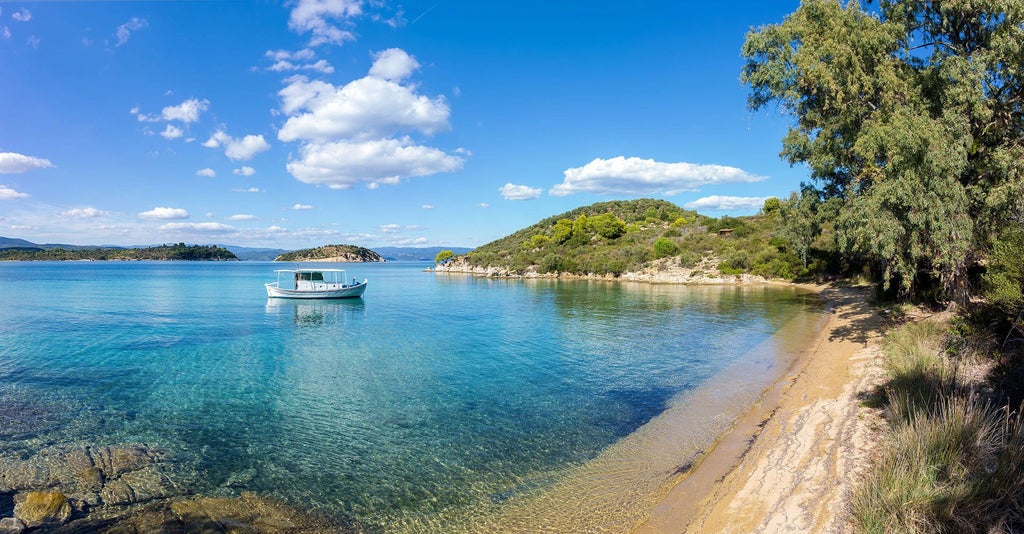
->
[265,298,365,327]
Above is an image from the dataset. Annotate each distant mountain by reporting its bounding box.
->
[372,246,473,262]
[220,245,289,261]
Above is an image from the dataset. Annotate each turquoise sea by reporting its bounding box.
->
[0,261,825,531]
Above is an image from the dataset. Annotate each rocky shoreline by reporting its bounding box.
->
[430,256,778,285]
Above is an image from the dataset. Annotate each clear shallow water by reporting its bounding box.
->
[0,261,823,530]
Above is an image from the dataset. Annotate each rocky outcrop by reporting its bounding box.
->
[0,443,179,512]
[13,491,70,529]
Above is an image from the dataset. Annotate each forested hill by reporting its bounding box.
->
[458,198,809,279]
[275,244,385,263]
[0,243,237,261]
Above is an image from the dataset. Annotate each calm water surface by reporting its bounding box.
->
[0,261,823,530]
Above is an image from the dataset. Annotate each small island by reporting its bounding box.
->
[274,244,385,263]
[0,243,238,261]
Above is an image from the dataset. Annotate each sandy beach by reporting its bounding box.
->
[636,284,887,533]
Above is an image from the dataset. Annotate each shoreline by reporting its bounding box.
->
[431,267,886,530]
[637,284,886,533]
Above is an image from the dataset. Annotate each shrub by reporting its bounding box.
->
[652,237,678,259]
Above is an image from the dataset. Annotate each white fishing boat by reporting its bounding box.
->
[265,268,367,299]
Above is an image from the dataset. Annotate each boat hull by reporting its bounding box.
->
[265,281,367,299]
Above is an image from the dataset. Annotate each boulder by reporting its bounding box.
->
[0,517,25,534]
[12,491,71,528]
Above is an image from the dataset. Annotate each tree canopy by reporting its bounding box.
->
[743,0,1024,300]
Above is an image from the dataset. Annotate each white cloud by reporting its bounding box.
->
[265,50,334,74]
[550,156,767,197]
[368,48,419,81]
[62,207,109,218]
[161,124,183,139]
[226,214,257,221]
[0,152,53,173]
[499,183,542,201]
[277,72,450,142]
[0,185,28,199]
[1,27,10,40]
[285,138,463,189]
[158,222,233,232]
[233,187,261,193]
[138,206,189,220]
[478,203,489,208]
[288,0,362,47]
[196,168,216,177]
[162,98,209,123]
[292,203,313,210]
[203,130,271,161]
[684,195,772,212]
[233,166,256,176]
[421,204,433,209]
[11,8,30,22]
[380,223,400,233]
[26,35,39,48]
[114,17,147,47]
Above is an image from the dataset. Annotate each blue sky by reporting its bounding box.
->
[0,1,805,250]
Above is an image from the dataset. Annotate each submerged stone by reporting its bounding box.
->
[13,491,71,528]
[0,517,25,534]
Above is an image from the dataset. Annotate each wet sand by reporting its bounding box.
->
[636,284,887,533]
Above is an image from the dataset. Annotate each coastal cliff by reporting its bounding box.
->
[274,244,385,263]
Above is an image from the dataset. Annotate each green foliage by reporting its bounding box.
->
[983,227,1024,316]
[275,244,383,262]
[762,197,781,215]
[435,249,454,264]
[743,0,1024,301]
[652,237,678,259]
[0,243,237,261]
[780,189,821,268]
[589,212,627,239]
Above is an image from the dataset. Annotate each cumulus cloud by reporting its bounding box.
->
[1,27,10,40]
[421,204,433,209]
[0,152,53,173]
[203,131,271,161]
[226,214,257,221]
[138,206,189,220]
[368,48,418,81]
[158,222,233,232]
[233,166,255,176]
[292,203,313,210]
[549,156,767,197]
[161,124,183,140]
[277,48,463,189]
[196,168,216,177]
[114,17,147,47]
[0,185,29,199]
[684,195,772,212]
[288,0,362,47]
[11,8,30,22]
[499,183,542,201]
[162,98,209,123]
[285,138,463,189]
[277,72,450,141]
[62,207,109,218]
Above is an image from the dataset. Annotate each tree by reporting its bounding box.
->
[590,213,627,239]
[435,250,454,264]
[742,0,1024,300]
[779,189,820,268]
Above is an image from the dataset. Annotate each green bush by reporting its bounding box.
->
[652,237,678,259]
